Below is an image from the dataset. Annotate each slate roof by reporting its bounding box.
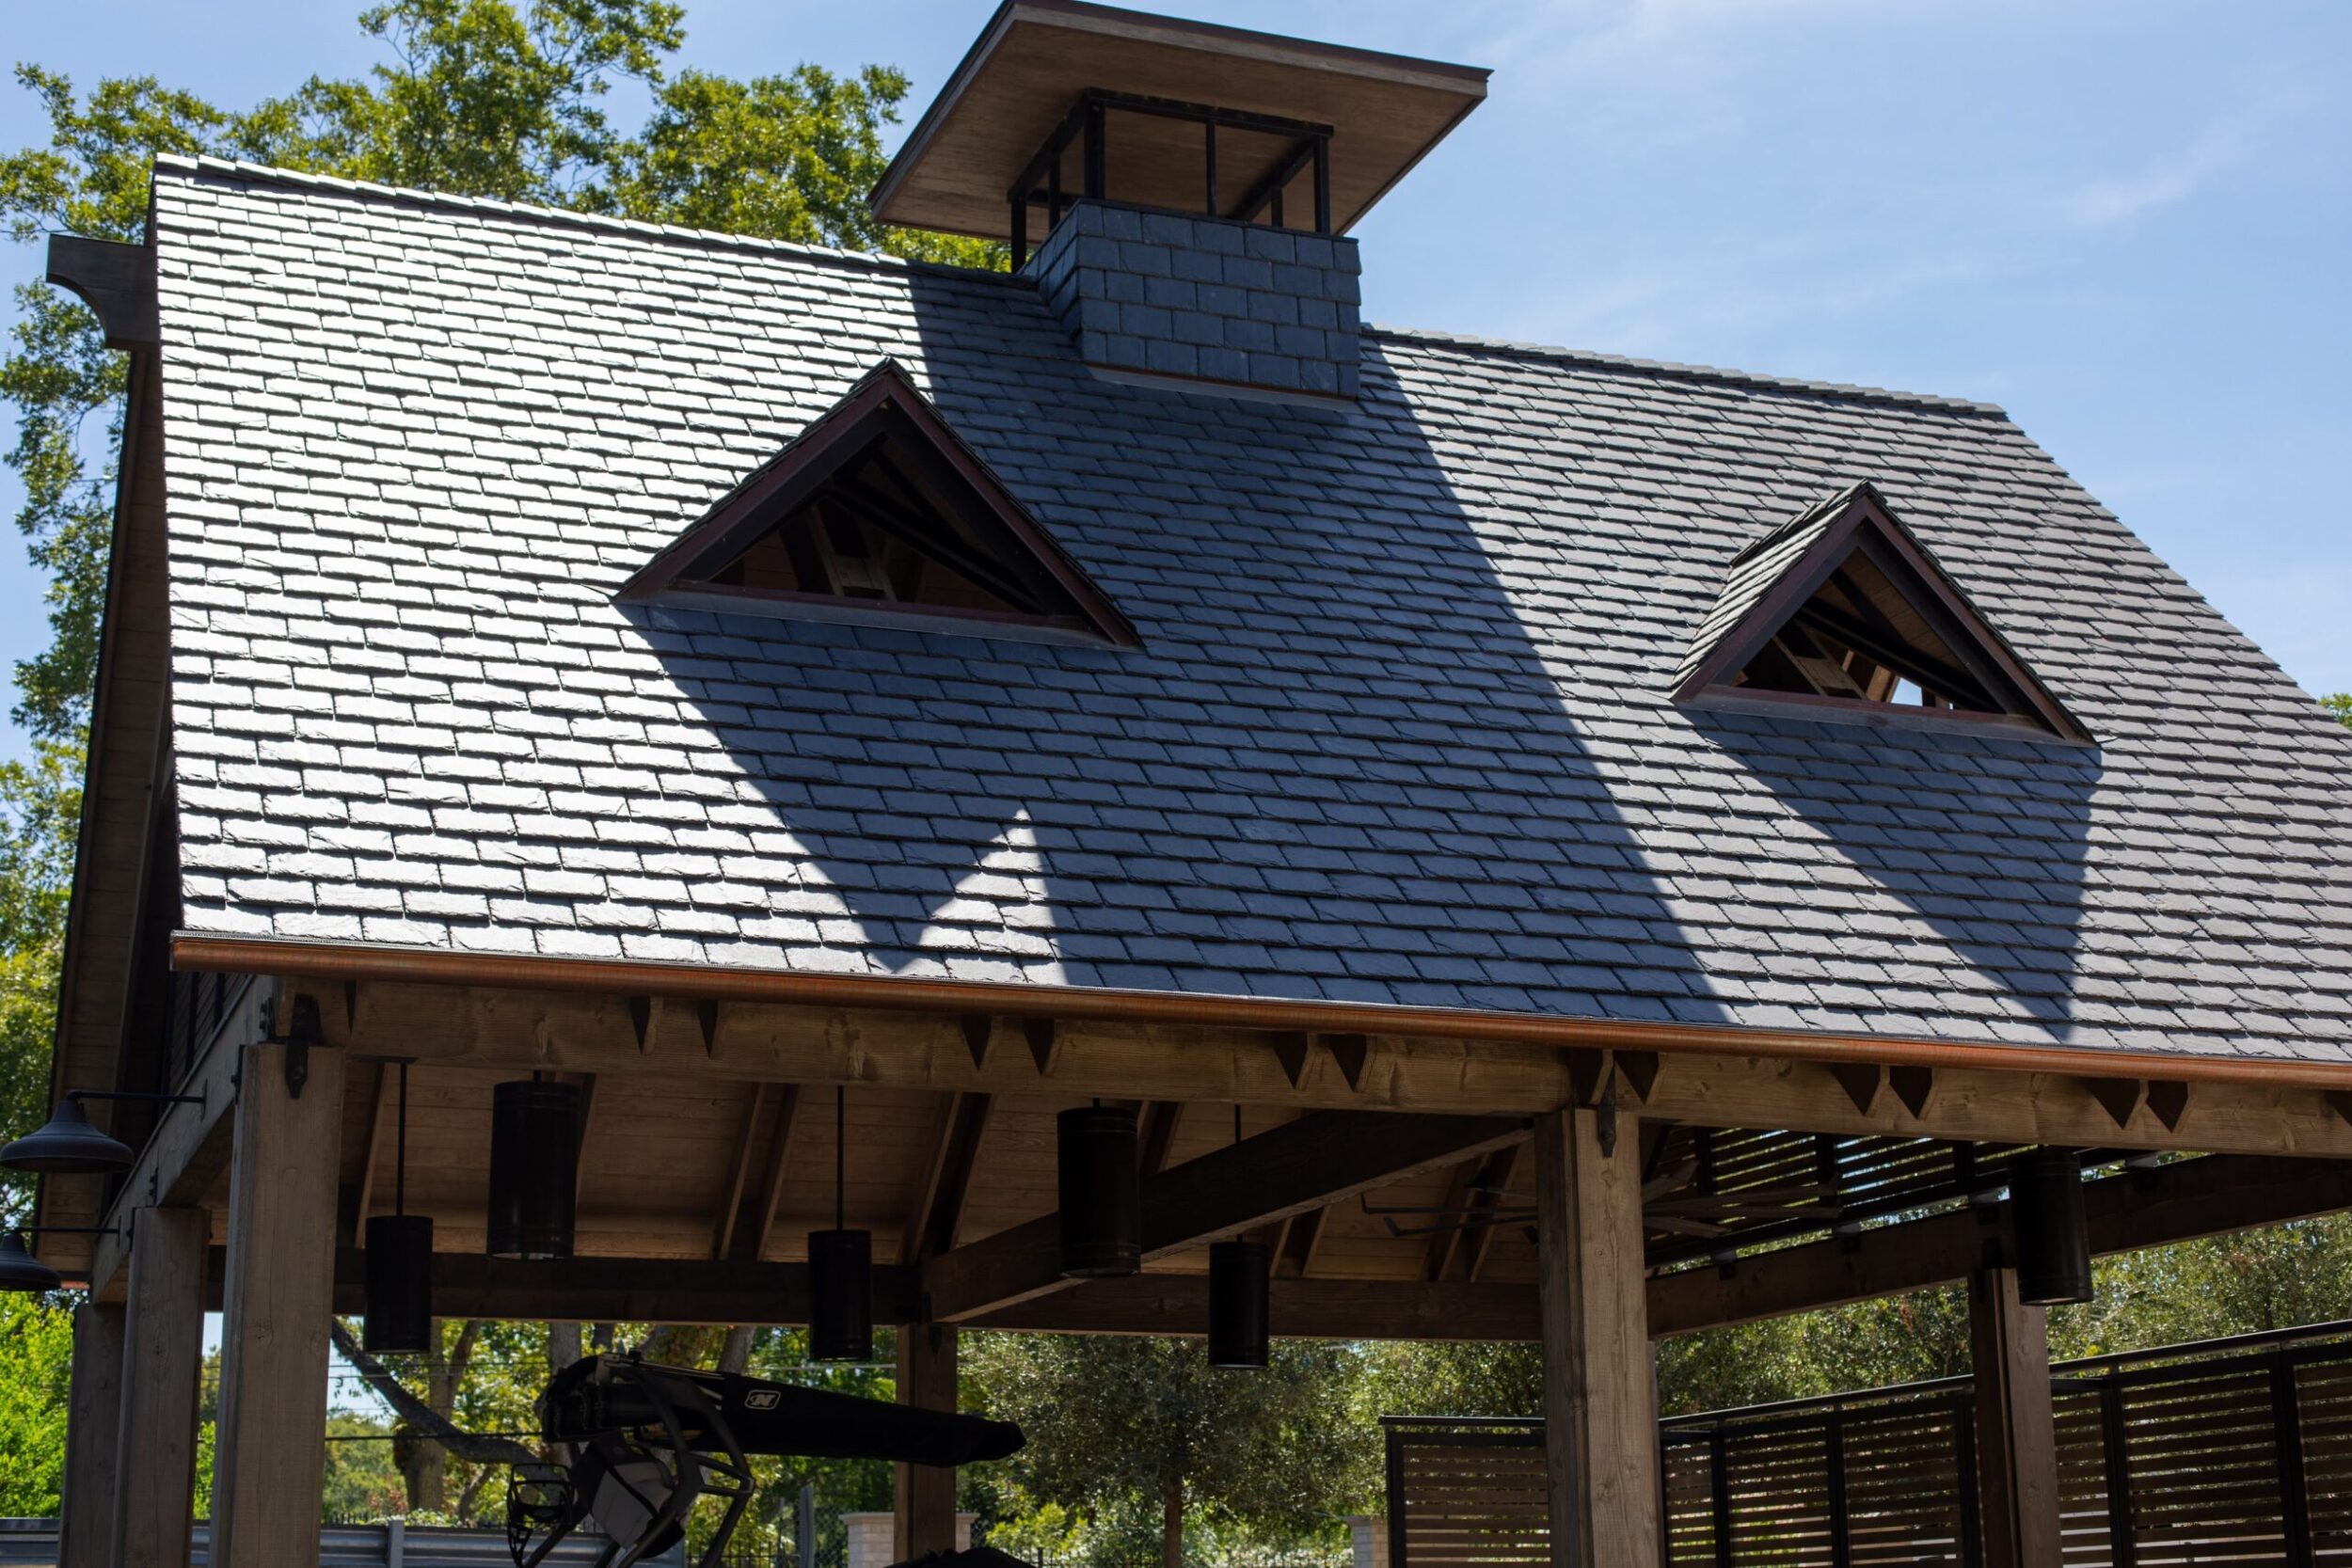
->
[146,155,2352,1061]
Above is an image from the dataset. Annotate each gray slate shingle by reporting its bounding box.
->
[148,156,2352,1062]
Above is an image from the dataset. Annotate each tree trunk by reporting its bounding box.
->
[548,1321,582,1375]
[720,1324,756,1374]
[1163,1479,1184,1568]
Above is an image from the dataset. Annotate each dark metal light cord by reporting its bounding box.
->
[834,1085,846,1231]
[1233,1103,1241,1147]
[394,1060,409,1218]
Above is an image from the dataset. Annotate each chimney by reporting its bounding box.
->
[869,2,1488,400]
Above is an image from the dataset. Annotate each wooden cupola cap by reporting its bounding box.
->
[868,0,1489,243]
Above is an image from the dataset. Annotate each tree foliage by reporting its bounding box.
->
[967,1334,1367,1568]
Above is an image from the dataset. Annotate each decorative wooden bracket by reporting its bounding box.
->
[1271,1031,1312,1088]
[1022,1018,1059,1074]
[2329,1090,2352,1130]
[2085,1077,2147,1130]
[695,999,722,1056]
[2145,1080,2190,1133]
[46,234,158,348]
[628,996,660,1053]
[1565,1050,1611,1107]
[1614,1051,1661,1104]
[1830,1062,1886,1116]
[1889,1066,1936,1119]
[1323,1033,1371,1091]
[961,1015,993,1069]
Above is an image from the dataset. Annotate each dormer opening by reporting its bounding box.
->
[620,363,1136,648]
[1676,483,2090,741]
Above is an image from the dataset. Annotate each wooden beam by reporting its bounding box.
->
[921,1111,1526,1323]
[347,1059,394,1248]
[1137,1101,1184,1177]
[1462,1145,1521,1283]
[1970,1265,2061,1568]
[894,1324,959,1560]
[1279,1204,1328,1278]
[1423,1157,1485,1282]
[973,1275,1543,1340]
[211,1040,344,1568]
[1533,1106,1660,1568]
[304,981,2352,1159]
[906,1092,993,1262]
[114,1206,208,1568]
[726,1085,802,1266]
[57,1302,124,1568]
[320,1252,921,1325]
[86,999,252,1299]
[711,1084,771,1262]
[1650,1152,2352,1337]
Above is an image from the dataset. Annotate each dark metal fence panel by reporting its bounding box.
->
[1381,1421,1549,1568]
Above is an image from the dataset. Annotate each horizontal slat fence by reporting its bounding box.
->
[1388,1322,2352,1568]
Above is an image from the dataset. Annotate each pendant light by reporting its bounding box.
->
[2009,1147,2094,1306]
[1057,1101,1140,1277]
[487,1076,581,1260]
[808,1086,872,1362]
[364,1062,434,1354]
[2,1095,135,1174]
[1207,1106,1270,1369]
[0,1232,61,1294]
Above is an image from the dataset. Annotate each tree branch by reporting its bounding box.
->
[329,1317,537,1467]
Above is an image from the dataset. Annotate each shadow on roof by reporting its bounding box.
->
[619,280,1726,1025]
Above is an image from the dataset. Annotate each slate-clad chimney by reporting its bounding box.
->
[1027,203,1362,397]
[867,2,1488,399]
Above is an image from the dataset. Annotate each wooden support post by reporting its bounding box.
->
[1532,1106,1660,1568]
[894,1323,960,1560]
[57,1301,123,1568]
[211,1039,345,1567]
[1968,1265,2062,1568]
[111,1206,208,1568]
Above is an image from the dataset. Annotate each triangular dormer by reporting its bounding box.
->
[621,362,1136,647]
[1674,483,2089,740]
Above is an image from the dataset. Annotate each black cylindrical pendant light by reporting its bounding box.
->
[2009,1147,2093,1306]
[1,1095,135,1174]
[1208,1238,1271,1369]
[364,1062,434,1354]
[809,1086,873,1362]
[0,1232,61,1294]
[487,1077,580,1261]
[1057,1103,1140,1277]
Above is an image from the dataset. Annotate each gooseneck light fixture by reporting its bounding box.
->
[486,1075,582,1261]
[2008,1147,2095,1306]
[1207,1105,1271,1369]
[364,1061,434,1354]
[808,1086,873,1362]
[1,1089,204,1175]
[1057,1101,1140,1277]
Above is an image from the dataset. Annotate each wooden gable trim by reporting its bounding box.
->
[1674,484,2091,743]
[619,359,1139,648]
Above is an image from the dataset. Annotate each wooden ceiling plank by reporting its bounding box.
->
[728,1085,803,1267]
[906,1092,995,1262]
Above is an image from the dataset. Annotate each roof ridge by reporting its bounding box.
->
[155,156,2004,416]
[149,153,1027,287]
[1362,322,2007,416]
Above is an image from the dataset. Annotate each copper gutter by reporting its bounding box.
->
[173,932,2352,1092]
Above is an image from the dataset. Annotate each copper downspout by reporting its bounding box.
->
[173,932,2352,1093]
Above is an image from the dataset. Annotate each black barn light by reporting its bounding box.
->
[808,1086,873,1362]
[0,1232,60,1294]
[1,1089,198,1175]
[364,1061,434,1354]
[2009,1147,2094,1306]
[487,1076,580,1261]
[1207,1108,1271,1368]
[1057,1103,1140,1277]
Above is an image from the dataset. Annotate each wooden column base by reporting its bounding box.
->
[1970,1265,2062,1568]
[57,1301,123,1568]
[895,1323,961,1560]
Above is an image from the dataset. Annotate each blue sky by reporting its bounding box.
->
[4,0,2348,753]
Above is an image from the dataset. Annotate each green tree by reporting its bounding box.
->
[967,1333,1366,1568]
[0,742,79,1222]
[2326,692,2351,728]
[0,1293,72,1512]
